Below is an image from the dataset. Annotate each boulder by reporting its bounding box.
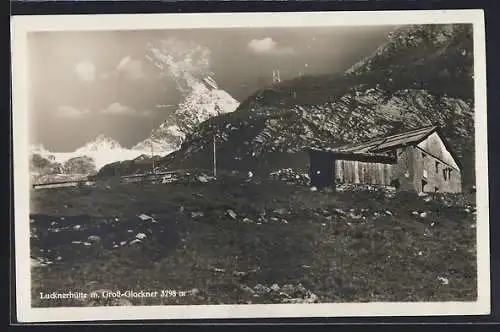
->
[226,209,238,219]
[135,233,147,240]
[87,235,101,243]
[254,284,271,294]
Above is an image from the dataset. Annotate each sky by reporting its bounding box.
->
[28,26,395,151]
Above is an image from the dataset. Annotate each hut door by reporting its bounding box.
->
[421,179,428,192]
[309,153,333,188]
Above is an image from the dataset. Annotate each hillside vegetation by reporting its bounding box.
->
[31,175,476,307]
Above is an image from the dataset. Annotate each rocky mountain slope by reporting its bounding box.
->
[158,24,475,188]
[133,76,239,154]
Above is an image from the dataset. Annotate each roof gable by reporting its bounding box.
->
[421,128,463,171]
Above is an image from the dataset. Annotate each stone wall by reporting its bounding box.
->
[392,142,462,193]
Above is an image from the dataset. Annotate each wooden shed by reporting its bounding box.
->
[307,125,463,193]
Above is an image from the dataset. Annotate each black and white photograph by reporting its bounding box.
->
[11,10,489,322]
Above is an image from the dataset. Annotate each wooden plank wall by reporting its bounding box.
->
[334,160,394,185]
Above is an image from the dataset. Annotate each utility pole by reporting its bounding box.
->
[151,143,155,175]
[273,69,281,85]
[213,134,217,178]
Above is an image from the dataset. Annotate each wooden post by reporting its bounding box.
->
[213,135,217,178]
[371,224,375,252]
[337,235,344,288]
[151,143,155,175]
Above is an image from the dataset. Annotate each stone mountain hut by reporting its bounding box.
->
[306,125,462,193]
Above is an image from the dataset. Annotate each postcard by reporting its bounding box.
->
[11,9,489,322]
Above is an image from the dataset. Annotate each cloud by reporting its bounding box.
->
[155,104,175,109]
[247,37,295,55]
[100,102,155,117]
[56,106,91,119]
[75,60,96,82]
[98,56,146,82]
[100,102,135,115]
[116,56,146,80]
[56,103,156,119]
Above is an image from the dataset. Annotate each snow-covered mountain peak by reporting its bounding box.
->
[147,40,213,96]
[180,80,239,118]
[75,135,123,154]
[30,134,150,176]
[30,143,50,155]
[132,73,239,154]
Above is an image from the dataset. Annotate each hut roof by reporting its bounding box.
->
[305,147,397,164]
[306,125,462,169]
[332,125,438,153]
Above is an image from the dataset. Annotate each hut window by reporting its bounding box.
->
[443,168,447,180]
[435,161,439,174]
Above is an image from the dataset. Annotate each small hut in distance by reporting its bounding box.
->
[306,125,462,193]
